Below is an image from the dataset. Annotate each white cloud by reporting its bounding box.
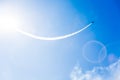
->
[70,59,120,80]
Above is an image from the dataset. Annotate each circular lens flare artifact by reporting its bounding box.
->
[82,40,107,63]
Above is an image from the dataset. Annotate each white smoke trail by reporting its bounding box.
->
[16,22,93,41]
[70,59,120,80]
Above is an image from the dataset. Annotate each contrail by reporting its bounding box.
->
[16,22,94,41]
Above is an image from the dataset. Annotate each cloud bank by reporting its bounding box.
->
[70,59,120,80]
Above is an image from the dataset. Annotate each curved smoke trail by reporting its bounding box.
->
[16,22,94,41]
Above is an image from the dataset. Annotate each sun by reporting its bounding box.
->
[0,2,21,36]
[0,14,18,33]
[0,13,19,35]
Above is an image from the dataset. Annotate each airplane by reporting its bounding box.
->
[91,21,94,23]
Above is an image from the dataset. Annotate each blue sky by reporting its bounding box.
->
[0,0,120,80]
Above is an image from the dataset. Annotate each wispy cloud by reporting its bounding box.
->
[70,59,120,80]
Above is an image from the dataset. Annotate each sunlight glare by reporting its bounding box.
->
[0,13,20,35]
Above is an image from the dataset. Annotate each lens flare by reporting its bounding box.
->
[82,40,107,63]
